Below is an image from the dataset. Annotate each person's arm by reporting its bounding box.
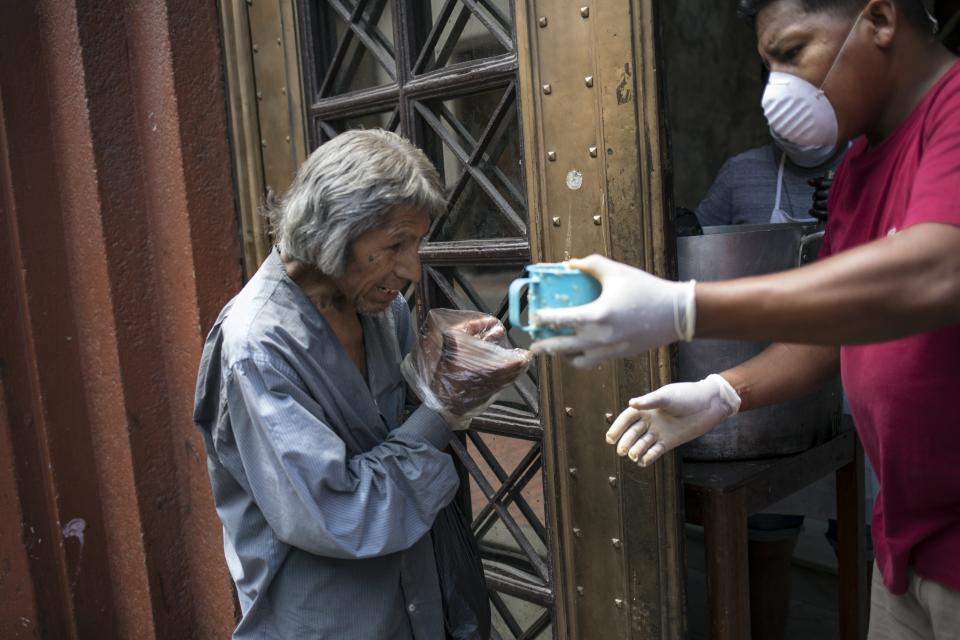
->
[720,342,839,411]
[606,342,839,466]
[227,354,459,560]
[531,222,960,365]
[534,86,960,359]
[696,221,960,344]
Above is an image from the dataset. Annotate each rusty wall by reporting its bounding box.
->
[0,1,242,638]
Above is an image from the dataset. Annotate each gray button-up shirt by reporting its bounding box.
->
[193,250,459,639]
[694,144,826,226]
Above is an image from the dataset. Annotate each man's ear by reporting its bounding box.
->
[862,0,897,48]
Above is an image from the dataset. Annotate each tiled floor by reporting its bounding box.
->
[685,518,843,640]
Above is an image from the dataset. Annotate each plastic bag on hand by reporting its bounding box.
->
[401,309,532,429]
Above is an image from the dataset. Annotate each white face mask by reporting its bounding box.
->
[770,127,837,168]
[763,72,839,146]
[761,11,865,148]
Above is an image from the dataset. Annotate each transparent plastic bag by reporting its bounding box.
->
[401,309,531,429]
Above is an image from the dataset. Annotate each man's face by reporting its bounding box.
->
[334,206,430,314]
[756,0,882,142]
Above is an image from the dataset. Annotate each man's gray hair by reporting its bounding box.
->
[268,129,445,276]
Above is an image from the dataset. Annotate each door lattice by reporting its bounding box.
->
[298,1,551,636]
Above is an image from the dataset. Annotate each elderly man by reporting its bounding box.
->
[533,0,960,637]
[194,130,507,638]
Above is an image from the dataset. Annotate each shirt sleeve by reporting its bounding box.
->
[226,353,458,560]
[904,83,960,229]
[695,159,736,227]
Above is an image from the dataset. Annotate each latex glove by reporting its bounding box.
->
[529,255,697,368]
[605,374,740,467]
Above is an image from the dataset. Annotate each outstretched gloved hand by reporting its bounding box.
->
[529,255,697,368]
[606,374,741,467]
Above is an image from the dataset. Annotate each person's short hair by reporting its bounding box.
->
[268,129,445,277]
[737,0,937,35]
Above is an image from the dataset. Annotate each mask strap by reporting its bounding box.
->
[920,0,939,34]
[774,152,786,213]
[817,10,866,96]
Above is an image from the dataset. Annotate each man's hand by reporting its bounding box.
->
[606,374,740,467]
[430,330,529,419]
[529,255,696,368]
[402,310,531,430]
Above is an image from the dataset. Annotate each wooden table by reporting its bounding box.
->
[682,427,868,640]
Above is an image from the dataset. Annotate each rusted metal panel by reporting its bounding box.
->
[515,1,684,637]
[0,7,120,636]
[132,2,247,636]
[0,265,41,639]
[0,1,243,637]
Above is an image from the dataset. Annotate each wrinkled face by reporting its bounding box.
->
[333,206,430,314]
[756,0,885,142]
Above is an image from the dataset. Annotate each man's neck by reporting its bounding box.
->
[868,42,957,143]
[281,251,348,314]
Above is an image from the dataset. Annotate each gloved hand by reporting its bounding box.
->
[807,169,834,222]
[606,374,741,467]
[402,310,531,430]
[673,206,703,237]
[529,255,697,368]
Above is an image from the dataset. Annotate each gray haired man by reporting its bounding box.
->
[194,130,504,638]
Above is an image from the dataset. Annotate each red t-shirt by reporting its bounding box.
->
[821,60,960,594]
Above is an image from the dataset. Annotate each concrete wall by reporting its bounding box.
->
[0,2,242,637]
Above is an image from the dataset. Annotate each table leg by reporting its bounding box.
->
[836,437,867,640]
[702,489,750,640]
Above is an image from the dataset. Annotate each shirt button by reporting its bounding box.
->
[407,603,416,613]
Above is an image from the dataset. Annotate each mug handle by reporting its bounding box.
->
[508,277,532,331]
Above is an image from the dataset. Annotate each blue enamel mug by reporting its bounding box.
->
[509,263,602,339]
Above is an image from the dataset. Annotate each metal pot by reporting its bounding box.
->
[677,223,841,460]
